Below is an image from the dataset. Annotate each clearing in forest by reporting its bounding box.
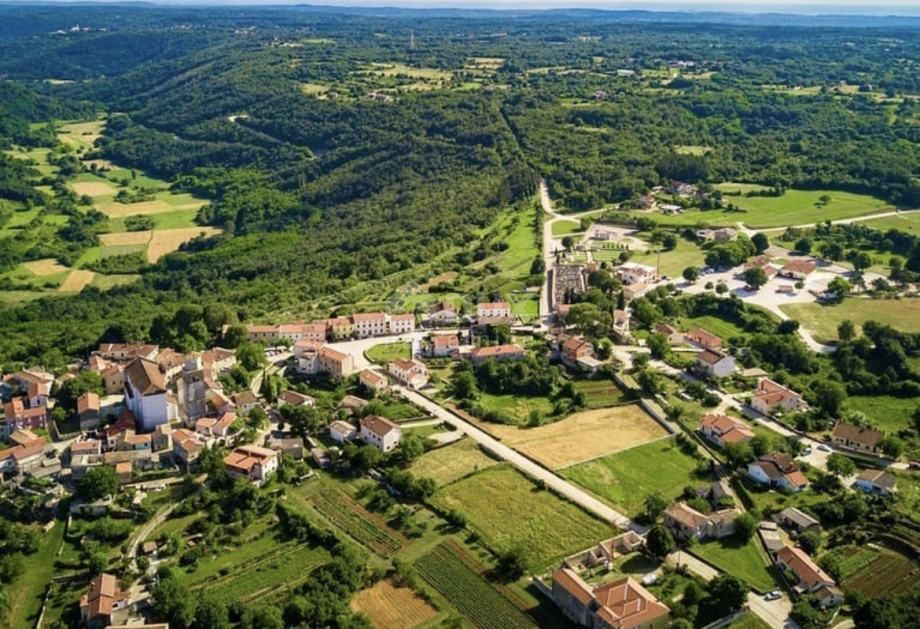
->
[147,227,221,262]
[483,404,669,470]
[350,578,438,629]
[21,258,69,276]
[99,231,152,247]
[71,180,117,197]
[97,198,206,218]
[59,269,96,292]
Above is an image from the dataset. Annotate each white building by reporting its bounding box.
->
[329,420,358,444]
[359,415,402,452]
[388,313,416,335]
[695,349,736,379]
[387,359,429,389]
[616,262,658,285]
[223,445,279,485]
[476,301,511,320]
[123,358,168,432]
[351,312,388,338]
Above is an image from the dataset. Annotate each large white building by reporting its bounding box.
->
[123,358,168,432]
[476,302,511,320]
[351,312,388,338]
[360,415,402,452]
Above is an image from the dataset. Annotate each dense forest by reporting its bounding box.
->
[0,3,917,368]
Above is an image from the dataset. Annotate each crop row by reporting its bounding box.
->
[207,546,328,605]
[846,554,916,596]
[836,548,879,579]
[312,489,404,557]
[415,543,533,629]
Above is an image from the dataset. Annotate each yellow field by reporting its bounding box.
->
[409,438,498,485]
[99,231,152,247]
[22,258,69,276]
[484,404,670,470]
[147,227,221,262]
[57,120,104,151]
[350,578,438,629]
[97,199,206,218]
[59,269,96,292]
[71,180,117,197]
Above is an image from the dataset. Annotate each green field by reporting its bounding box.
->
[366,342,410,364]
[844,395,918,435]
[432,465,609,569]
[629,238,707,278]
[677,315,750,341]
[727,612,771,629]
[780,298,920,344]
[410,438,499,486]
[4,521,66,629]
[647,187,891,229]
[551,219,581,236]
[562,438,708,518]
[571,378,627,408]
[476,391,556,425]
[861,211,920,234]
[823,545,917,597]
[690,538,776,592]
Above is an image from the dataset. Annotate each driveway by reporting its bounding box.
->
[393,384,640,531]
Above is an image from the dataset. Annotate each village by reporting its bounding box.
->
[1,192,917,628]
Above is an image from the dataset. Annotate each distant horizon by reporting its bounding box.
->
[7,0,920,16]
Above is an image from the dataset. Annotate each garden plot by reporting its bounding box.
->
[147,227,221,262]
[71,180,117,197]
[21,258,69,276]
[59,270,96,292]
[351,578,438,629]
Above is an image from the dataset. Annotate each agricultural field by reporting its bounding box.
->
[305,485,407,557]
[409,438,499,485]
[823,545,917,597]
[571,378,627,408]
[414,541,534,629]
[780,298,920,344]
[562,438,709,518]
[432,465,609,569]
[350,578,439,629]
[3,521,66,629]
[690,538,776,593]
[861,211,920,234]
[476,391,555,425]
[677,314,750,340]
[844,395,918,436]
[483,403,669,470]
[366,342,410,364]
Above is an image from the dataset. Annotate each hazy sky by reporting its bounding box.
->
[33,0,920,6]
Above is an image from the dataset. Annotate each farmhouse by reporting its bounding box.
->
[359,369,388,393]
[695,349,736,379]
[831,422,883,455]
[750,378,806,415]
[639,194,657,209]
[664,502,741,541]
[223,445,279,484]
[329,419,358,444]
[686,328,722,351]
[326,316,354,340]
[80,573,130,629]
[699,413,754,448]
[775,546,842,608]
[77,392,102,430]
[429,333,460,357]
[100,365,125,396]
[195,411,237,442]
[659,203,683,215]
[622,282,649,302]
[616,262,658,285]
[123,358,168,433]
[317,346,355,381]
[551,569,670,629]
[670,181,694,196]
[747,453,809,492]
[388,358,429,389]
[468,344,524,364]
[854,469,897,496]
[654,323,684,346]
[429,302,459,326]
[352,312,388,338]
[476,301,511,320]
[359,415,402,452]
[779,260,817,280]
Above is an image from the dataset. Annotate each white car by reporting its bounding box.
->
[818,444,831,452]
[764,591,782,601]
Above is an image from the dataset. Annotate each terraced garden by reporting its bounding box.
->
[414,540,534,629]
[310,487,406,557]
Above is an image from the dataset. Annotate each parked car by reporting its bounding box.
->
[818,444,831,452]
[764,591,782,601]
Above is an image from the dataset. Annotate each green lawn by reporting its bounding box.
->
[508,291,539,320]
[5,520,66,629]
[780,298,920,344]
[727,612,771,629]
[629,238,707,278]
[432,465,610,570]
[690,537,777,592]
[676,315,749,340]
[845,395,918,435]
[476,391,555,425]
[366,342,410,364]
[562,438,709,519]
[648,187,891,229]
[551,220,581,236]
[571,378,627,408]
[861,211,920,234]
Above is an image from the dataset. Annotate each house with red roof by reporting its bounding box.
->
[699,414,754,448]
[751,378,806,415]
[748,453,809,492]
[223,445,279,484]
[359,415,402,452]
[775,546,842,608]
[551,568,670,629]
[80,573,131,628]
[468,344,524,365]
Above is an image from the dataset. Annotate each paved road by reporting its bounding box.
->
[394,384,639,531]
[326,331,430,370]
[666,551,796,629]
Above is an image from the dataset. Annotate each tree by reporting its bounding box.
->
[724,441,754,467]
[221,324,248,348]
[236,342,266,371]
[647,334,671,360]
[706,575,748,613]
[193,599,230,629]
[495,547,528,581]
[645,524,675,558]
[715,282,728,296]
[644,492,669,522]
[838,320,856,342]
[881,435,904,459]
[851,251,873,272]
[682,266,700,283]
[153,573,197,628]
[827,453,856,477]
[396,433,425,463]
[734,513,756,541]
[795,238,813,254]
[798,530,821,555]
[77,466,119,501]
[751,232,769,254]
[828,276,851,299]
[742,267,768,290]
[813,380,847,417]
[561,236,574,250]
[450,366,478,400]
